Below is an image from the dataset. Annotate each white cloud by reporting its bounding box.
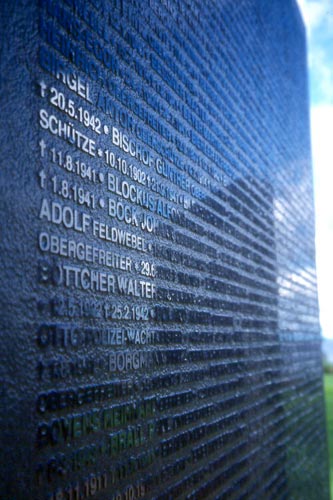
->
[308,48,333,101]
[311,105,333,338]
[296,0,333,103]
[311,105,333,221]
[297,0,330,36]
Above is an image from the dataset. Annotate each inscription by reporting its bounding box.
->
[37,324,155,351]
[39,109,96,156]
[48,144,101,184]
[92,220,149,251]
[39,232,133,271]
[47,85,102,134]
[0,0,317,498]
[39,198,91,233]
[37,399,155,447]
[36,381,138,414]
[47,472,107,500]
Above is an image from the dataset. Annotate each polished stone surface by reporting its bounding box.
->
[0,0,329,498]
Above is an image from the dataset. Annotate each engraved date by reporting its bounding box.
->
[47,472,107,500]
[50,147,101,184]
[48,86,102,134]
[104,303,154,321]
[51,175,96,208]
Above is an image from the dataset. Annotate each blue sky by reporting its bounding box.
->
[296,0,333,338]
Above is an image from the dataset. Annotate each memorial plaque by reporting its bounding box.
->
[0,0,330,498]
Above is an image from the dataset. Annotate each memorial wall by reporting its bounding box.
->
[0,0,330,498]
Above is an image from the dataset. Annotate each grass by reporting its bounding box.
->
[324,374,333,499]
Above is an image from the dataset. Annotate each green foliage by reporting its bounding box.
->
[324,362,333,375]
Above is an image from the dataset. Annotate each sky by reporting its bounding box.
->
[296,0,333,339]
